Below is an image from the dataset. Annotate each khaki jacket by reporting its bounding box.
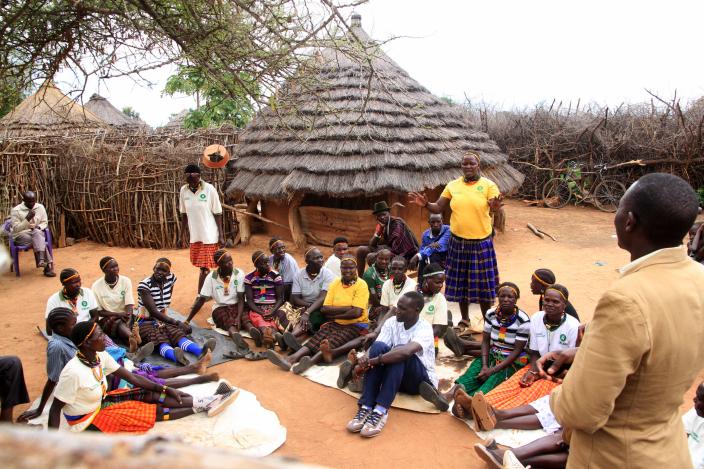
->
[551,247,704,468]
[10,202,48,237]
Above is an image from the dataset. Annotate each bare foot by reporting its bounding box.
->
[203,372,219,382]
[320,339,333,363]
[196,350,212,374]
[131,322,141,345]
[128,334,138,354]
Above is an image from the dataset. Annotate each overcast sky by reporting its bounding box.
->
[58,0,704,127]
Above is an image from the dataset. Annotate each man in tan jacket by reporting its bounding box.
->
[540,173,704,468]
[9,191,55,276]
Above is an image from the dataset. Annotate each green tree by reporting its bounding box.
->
[163,65,257,128]
[121,106,140,119]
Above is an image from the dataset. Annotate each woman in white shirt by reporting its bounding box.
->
[92,256,139,352]
[49,321,237,433]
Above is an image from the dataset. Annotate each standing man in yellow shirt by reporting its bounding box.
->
[409,152,503,322]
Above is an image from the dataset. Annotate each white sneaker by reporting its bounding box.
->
[346,407,372,433]
[207,389,240,417]
[360,411,388,438]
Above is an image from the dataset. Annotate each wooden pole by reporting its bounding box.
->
[288,194,306,249]
[235,203,250,245]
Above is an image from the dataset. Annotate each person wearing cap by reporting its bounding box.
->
[409,151,503,323]
[9,190,55,277]
[354,201,419,277]
[179,164,224,293]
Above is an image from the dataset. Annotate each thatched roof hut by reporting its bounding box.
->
[226,14,524,247]
[84,94,147,128]
[0,82,106,136]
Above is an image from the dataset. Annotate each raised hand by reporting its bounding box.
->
[408,192,428,208]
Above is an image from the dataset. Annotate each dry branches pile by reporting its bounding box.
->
[464,95,704,199]
[1,126,240,249]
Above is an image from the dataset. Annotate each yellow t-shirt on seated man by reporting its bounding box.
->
[323,278,370,326]
[441,176,500,239]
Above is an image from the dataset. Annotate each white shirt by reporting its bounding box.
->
[684,408,704,469]
[380,277,418,308]
[291,267,335,303]
[269,253,299,284]
[91,276,135,312]
[46,288,99,322]
[54,351,121,431]
[528,311,580,356]
[323,255,341,278]
[377,316,438,387]
[179,181,222,244]
[420,292,448,326]
[199,269,245,310]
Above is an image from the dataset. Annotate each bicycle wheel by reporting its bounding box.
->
[592,179,626,212]
[542,178,572,209]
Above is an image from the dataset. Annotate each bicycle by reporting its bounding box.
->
[541,163,626,213]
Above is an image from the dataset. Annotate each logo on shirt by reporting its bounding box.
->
[120,291,125,297]
[199,193,207,200]
[477,186,484,192]
[427,305,435,312]
[81,300,88,307]
[559,333,567,344]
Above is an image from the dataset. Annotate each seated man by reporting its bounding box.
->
[323,236,349,278]
[355,201,419,276]
[410,214,450,282]
[283,247,335,351]
[268,237,299,301]
[362,248,391,323]
[9,191,55,276]
[345,291,447,438]
[0,355,30,422]
[267,256,369,374]
[186,249,246,349]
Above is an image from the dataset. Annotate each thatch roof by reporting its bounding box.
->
[161,110,189,130]
[0,82,106,135]
[226,14,524,200]
[84,94,146,128]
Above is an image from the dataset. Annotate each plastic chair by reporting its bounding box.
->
[2,219,54,277]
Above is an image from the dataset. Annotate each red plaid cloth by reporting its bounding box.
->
[91,400,157,433]
[190,242,218,268]
[484,365,559,410]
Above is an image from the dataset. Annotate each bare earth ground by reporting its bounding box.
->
[1,199,702,468]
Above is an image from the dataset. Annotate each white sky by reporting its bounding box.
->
[57,0,704,127]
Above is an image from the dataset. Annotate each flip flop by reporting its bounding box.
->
[173,347,190,366]
[249,327,262,347]
[451,388,472,418]
[222,350,248,360]
[283,331,302,352]
[198,338,217,359]
[419,381,449,411]
[292,356,313,375]
[472,392,497,431]
[473,443,502,469]
[131,342,155,363]
[207,389,240,417]
[230,332,250,352]
[337,359,355,389]
[243,351,267,361]
[266,350,292,370]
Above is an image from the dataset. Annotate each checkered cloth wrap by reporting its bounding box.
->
[189,242,218,269]
[305,322,363,354]
[91,391,156,433]
[212,304,240,330]
[485,365,560,410]
[138,320,186,345]
[444,235,499,303]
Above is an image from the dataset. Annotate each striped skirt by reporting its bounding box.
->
[485,365,559,410]
[445,234,499,303]
[138,320,186,345]
[305,322,364,354]
[190,242,218,269]
[212,304,240,330]
[67,388,156,433]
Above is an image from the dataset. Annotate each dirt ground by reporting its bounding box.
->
[1,199,701,468]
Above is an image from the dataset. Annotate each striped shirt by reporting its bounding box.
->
[47,333,77,382]
[137,273,177,316]
[483,307,530,356]
[244,270,282,305]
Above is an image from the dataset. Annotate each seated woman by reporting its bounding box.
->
[362,249,392,323]
[322,236,349,278]
[442,282,529,402]
[91,256,139,352]
[531,269,579,320]
[483,284,580,410]
[416,263,448,355]
[283,247,336,351]
[49,321,237,432]
[267,256,369,375]
[186,249,247,349]
[244,251,288,349]
[137,258,215,366]
[45,268,100,326]
[268,237,299,301]
[379,256,417,316]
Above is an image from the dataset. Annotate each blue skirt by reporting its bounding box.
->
[445,234,499,303]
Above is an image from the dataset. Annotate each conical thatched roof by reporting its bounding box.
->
[0,82,106,134]
[84,94,144,127]
[226,14,524,200]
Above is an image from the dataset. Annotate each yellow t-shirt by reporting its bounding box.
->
[440,176,500,239]
[323,278,370,325]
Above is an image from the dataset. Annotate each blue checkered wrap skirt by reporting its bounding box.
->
[445,234,499,303]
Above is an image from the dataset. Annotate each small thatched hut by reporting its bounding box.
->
[226,14,524,247]
[0,82,106,136]
[84,94,147,129]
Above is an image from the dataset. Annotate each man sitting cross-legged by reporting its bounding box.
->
[346,291,448,438]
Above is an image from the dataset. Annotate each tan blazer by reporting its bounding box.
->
[551,247,704,468]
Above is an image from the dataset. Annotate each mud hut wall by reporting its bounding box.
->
[0,126,241,250]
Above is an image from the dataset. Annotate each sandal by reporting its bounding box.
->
[471,392,497,431]
[243,351,267,361]
[473,443,502,469]
[451,388,473,419]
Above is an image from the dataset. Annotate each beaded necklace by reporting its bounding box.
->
[218,268,233,295]
[77,351,107,398]
[105,276,119,289]
[63,288,79,314]
[341,277,357,288]
[393,277,406,294]
[496,305,518,327]
[543,312,566,332]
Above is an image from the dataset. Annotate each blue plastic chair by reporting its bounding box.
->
[2,218,54,276]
